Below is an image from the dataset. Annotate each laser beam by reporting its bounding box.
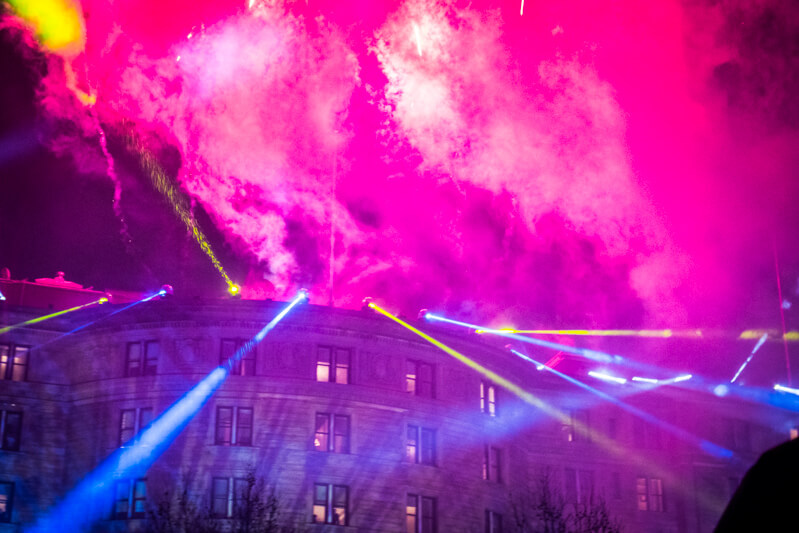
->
[730,333,769,384]
[26,291,306,533]
[0,297,107,336]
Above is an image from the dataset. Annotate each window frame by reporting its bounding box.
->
[407,425,436,466]
[636,476,664,512]
[485,509,503,533]
[125,341,159,377]
[112,478,146,520]
[210,476,249,518]
[0,410,22,451]
[215,406,253,446]
[0,343,29,382]
[406,360,434,398]
[482,445,502,483]
[316,346,351,384]
[221,338,256,377]
[312,483,349,525]
[314,413,350,453]
[480,381,498,417]
[407,493,436,533]
[0,481,13,524]
[118,407,154,447]
[563,410,589,443]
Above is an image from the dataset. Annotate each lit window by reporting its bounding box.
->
[112,479,146,519]
[406,360,434,398]
[314,413,350,453]
[119,408,153,446]
[480,381,497,416]
[407,494,436,533]
[563,410,589,442]
[482,445,502,483]
[407,425,436,466]
[221,339,256,376]
[215,406,253,446]
[312,484,348,525]
[316,346,351,384]
[0,481,13,523]
[636,477,664,512]
[0,410,22,451]
[0,343,29,382]
[485,509,503,533]
[125,341,158,377]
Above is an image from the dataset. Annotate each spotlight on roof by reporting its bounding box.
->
[774,384,799,397]
[0,290,6,301]
[297,288,309,301]
[159,284,173,297]
[228,284,241,296]
[418,309,428,320]
[98,297,109,304]
[362,297,373,311]
[588,370,627,385]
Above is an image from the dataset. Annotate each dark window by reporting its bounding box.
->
[485,510,502,533]
[314,413,350,453]
[407,494,436,533]
[221,339,255,376]
[480,381,497,416]
[125,341,158,377]
[482,445,502,483]
[407,425,436,465]
[636,477,664,512]
[215,406,253,446]
[634,418,662,449]
[564,469,594,503]
[406,360,434,398]
[0,481,12,523]
[119,408,153,446]
[211,477,248,518]
[563,410,589,442]
[112,479,146,519]
[316,346,350,384]
[0,343,29,382]
[0,411,22,451]
[312,484,348,525]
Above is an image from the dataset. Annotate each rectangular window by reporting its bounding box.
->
[408,494,436,533]
[485,509,503,533]
[312,484,349,525]
[636,477,664,512]
[215,406,253,446]
[0,343,29,382]
[316,346,351,384]
[210,477,248,518]
[0,482,13,523]
[406,360,434,398]
[314,413,350,453]
[221,339,255,376]
[480,381,497,416]
[0,410,22,451]
[119,407,153,446]
[125,341,158,377]
[112,478,146,519]
[407,425,436,465]
[563,410,589,442]
[482,445,502,483]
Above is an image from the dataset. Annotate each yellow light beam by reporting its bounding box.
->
[0,297,107,336]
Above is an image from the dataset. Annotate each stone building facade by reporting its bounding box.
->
[1,289,796,532]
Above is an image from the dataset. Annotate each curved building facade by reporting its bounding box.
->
[1,288,796,532]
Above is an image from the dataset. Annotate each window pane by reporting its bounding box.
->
[636,477,648,511]
[114,481,130,518]
[565,468,577,502]
[120,409,136,445]
[237,408,253,445]
[216,407,233,445]
[649,478,663,512]
[313,484,328,523]
[406,494,418,533]
[212,478,229,517]
[242,352,256,376]
[407,425,418,462]
[406,361,417,394]
[234,478,249,514]
[480,382,486,412]
[0,345,9,380]
[133,480,147,517]
[418,363,433,397]
[421,429,435,465]
[421,497,435,533]
[488,385,496,416]
[144,342,158,375]
[315,413,330,451]
[317,362,330,383]
[0,482,12,523]
[11,346,28,381]
[139,408,153,432]
[490,447,501,482]
[126,343,141,377]
[334,415,350,453]
[332,485,347,525]
[3,412,22,451]
[335,364,349,384]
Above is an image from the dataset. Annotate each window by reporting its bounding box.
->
[312,484,348,525]
[407,494,436,533]
[221,339,255,376]
[119,408,153,446]
[563,410,589,442]
[406,360,434,398]
[485,510,503,533]
[480,381,497,416]
[125,341,159,377]
[215,407,253,446]
[211,477,249,518]
[0,410,22,451]
[407,425,436,465]
[636,477,664,512]
[0,343,29,382]
[482,445,502,483]
[112,478,146,519]
[0,482,12,523]
[633,418,662,449]
[564,469,595,504]
[316,346,350,384]
[314,413,350,453]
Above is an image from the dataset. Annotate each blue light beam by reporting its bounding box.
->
[730,333,769,384]
[26,291,307,533]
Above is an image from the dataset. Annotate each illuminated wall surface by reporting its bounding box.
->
[1,297,797,533]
